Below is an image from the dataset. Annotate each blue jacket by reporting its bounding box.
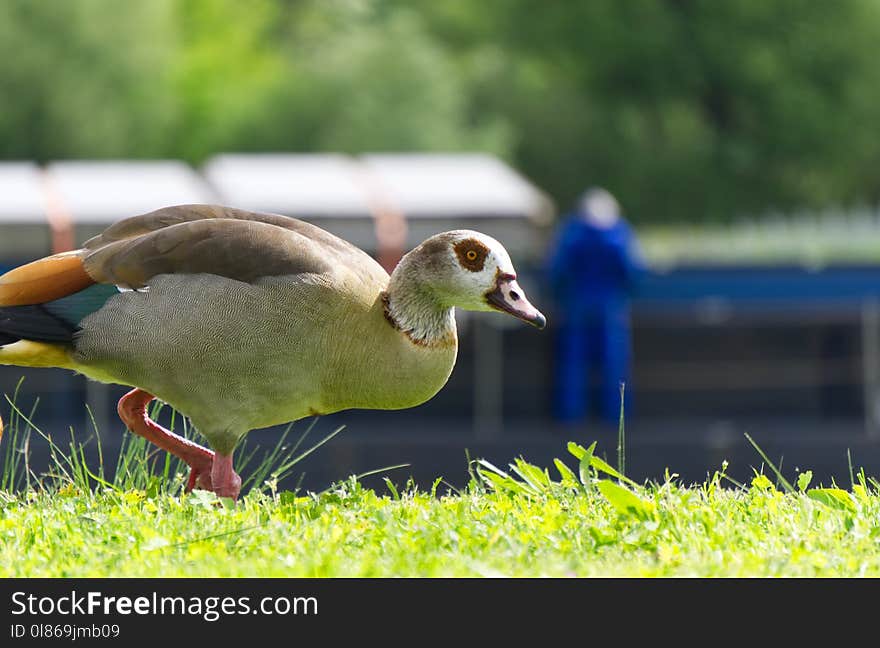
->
[546,214,645,311]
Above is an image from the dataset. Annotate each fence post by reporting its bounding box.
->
[473,318,503,440]
[861,298,880,437]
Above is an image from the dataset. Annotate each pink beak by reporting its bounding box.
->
[485,273,546,329]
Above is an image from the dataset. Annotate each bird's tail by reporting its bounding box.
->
[0,249,94,353]
[0,248,97,371]
[0,340,75,369]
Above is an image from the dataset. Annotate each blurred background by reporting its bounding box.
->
[3,0,880,488]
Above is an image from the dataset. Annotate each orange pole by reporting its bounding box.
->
[40,169,75,254]
[353,165,407,274]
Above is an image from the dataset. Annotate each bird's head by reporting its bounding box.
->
[400,230,546,329]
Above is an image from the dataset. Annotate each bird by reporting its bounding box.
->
[0,204,545,499]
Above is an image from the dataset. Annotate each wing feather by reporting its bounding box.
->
[81,204,386,289]
[0,205,366,306]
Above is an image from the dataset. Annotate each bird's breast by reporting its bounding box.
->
[312,298,459,414]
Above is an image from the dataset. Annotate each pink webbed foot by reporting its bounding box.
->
[210,452,242,500]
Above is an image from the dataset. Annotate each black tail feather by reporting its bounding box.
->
[0,284,118,347]
[0,332,18,346]
[0,305,77,344]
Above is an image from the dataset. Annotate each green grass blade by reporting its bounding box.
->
[596,479,655,519]
[383,477,400,500]
[744,433,794,494]
[590,455,638,488]
[847,448,855,489]
[617,382,626,478]
[510,457,551,493]
[807,488,856,512]
[797,470,813,492]
[553,458,578,486]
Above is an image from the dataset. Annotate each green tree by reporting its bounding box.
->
[0,0,176,159]
[166,0,288,161]
[416,0,880,221]
[218,1,513,157]
[2,0,880,223]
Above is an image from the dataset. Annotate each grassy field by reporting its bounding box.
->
[2,403,880,577]
[640,215,880,267]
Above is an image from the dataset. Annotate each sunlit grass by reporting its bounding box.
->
[0,386,343,499]
[2,394,880,577]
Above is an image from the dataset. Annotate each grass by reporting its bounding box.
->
[640,213,880,267]
[2,390,880,577]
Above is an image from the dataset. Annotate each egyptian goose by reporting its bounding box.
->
[0,205,545,499]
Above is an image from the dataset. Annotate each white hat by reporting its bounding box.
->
[578,187,620,229]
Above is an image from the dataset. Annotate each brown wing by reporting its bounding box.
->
[83,218,335,289]
[1,204,387,305]
[84,204,367,260]
[82,204,385,289]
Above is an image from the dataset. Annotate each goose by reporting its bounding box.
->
[0,204,545,499]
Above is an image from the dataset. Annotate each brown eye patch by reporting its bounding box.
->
[453,239,489,272]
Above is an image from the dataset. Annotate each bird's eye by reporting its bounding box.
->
[453,238,489,272]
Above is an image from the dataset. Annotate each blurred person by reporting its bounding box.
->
[546,188,645,425]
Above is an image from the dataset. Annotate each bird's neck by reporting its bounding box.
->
[385,260,456,347]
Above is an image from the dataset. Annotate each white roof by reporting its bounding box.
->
[0,154,552,231]
[203,154,369,215]
[202,153,552,222]
[361,153,551,221]
[0,162,47,222]
[46,160,216,223]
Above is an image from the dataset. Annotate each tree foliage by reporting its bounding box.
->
[0,0,878,223]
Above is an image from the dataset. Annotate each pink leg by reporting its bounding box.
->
[117,388,215,493]
[211,452,242,500]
